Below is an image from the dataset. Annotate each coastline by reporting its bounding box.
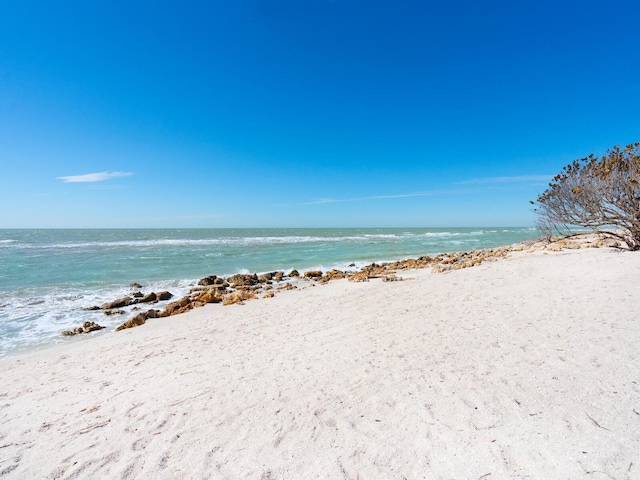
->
[1,241,639,478]
[0,227,540,358]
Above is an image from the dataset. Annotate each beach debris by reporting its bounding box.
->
[382,275,403,282]
[348,271,370,282]
[62,321,106,336]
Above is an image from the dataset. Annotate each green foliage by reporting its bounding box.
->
[533,143,640,250]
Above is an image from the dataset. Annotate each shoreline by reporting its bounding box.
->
[0,227,541,358]
[1,238,638,477]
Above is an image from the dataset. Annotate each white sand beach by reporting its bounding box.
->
[1,246,639,479]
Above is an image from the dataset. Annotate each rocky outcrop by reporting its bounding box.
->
[115,313,147,331]
[101,297,133,309]
[320,269,345,282]
[192,291,223,304]
[198,275,218,286]
[138,292,157,303]
[304,270,322,279]
[227,273,259,287]
[156,291,173,301]
[222,291,256,306]
[62,322,105,336]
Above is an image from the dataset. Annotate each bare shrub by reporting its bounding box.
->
[533,143,640,250]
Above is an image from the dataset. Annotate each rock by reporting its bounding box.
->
[62,321,105,336]
[138,292,157,303]
[222,291,256,306]
[194,291,222,304]
[160,296,193,317]
[130,282,142,288]
[198,275,218,286]
[82,321,105,333]
[321,269,345,281]
[263,292,275,299]
[304,270,323,279]
[348,263,356,267]
[348,271,370,282]
[131,291,144,298]
[115,313,147,331]
[273,271,285,282]
[288,270,300,277]
[101,297,133,309]
[83,305,101,311]
[258,272,274,282]
[104,309,125,316]
[156,291,173,301]
[227,273,259,286]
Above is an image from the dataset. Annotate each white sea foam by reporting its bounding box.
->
[12,232,495,251]
[0,278,195,358]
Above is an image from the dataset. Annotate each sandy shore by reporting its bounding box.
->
[1,246,639,479]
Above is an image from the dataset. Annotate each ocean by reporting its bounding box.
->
[0,227,539,358]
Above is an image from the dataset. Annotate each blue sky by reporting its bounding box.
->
[1,0,639,228]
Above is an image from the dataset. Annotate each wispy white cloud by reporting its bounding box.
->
[57,171,134,183]
[288,189,464,206]
[285,174,550,207]
[455,175,551,185]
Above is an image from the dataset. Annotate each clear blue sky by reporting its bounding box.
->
[2,0,639,228]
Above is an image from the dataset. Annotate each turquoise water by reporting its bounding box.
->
[0,227,539,357]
